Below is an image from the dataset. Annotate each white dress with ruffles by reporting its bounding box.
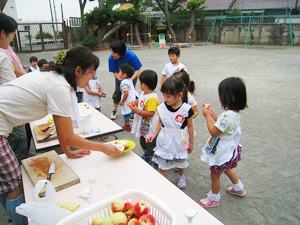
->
[201,110,241,166]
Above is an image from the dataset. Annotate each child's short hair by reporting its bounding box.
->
[110,40,127,58]
[161,76,188,103]
[119,63,134,78]
[29,56,38,63]
[38,59,48,68]
[173,69,195,95]
[139,70,157,90]
[168,47,180,56]
[218,77,247,110]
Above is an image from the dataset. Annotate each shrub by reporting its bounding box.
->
[35,31,53,39]
[81,33,98,49]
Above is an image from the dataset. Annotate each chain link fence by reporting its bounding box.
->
[15,22,67,53]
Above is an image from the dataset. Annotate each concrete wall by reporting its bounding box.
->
[194,24,300,46]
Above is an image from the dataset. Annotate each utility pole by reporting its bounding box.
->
[49,0,56,41]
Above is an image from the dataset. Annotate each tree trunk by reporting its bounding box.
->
[97,0,106,46]
[164,0,177,42]
[79,0,87,38]
[184,7,195,43]
[133,22,142,45]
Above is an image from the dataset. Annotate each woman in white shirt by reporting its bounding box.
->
[0,13,122,225]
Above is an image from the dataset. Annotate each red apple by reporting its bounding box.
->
[110,198,124,212]
[123,202,134,216]
[139,214,155,225]
[128,218,140,225]
[110,212,127,224]
[134,201,149,217]
[91,217,103,225]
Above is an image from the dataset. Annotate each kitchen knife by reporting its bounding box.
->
[47,163,55,181]
[43,129,56,140]
[42,123,54,132]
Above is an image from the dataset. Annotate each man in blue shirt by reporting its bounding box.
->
[108,40,142,119]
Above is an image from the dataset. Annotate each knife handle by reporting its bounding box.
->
[47,173,52,181]
[44,133,51,140]
[42,126,50,132]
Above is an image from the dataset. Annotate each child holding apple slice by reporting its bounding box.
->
[146,76,194,188]
[128,70,159,169]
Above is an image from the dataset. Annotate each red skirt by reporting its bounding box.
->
[0,135,22,194]
[210,145,242,173]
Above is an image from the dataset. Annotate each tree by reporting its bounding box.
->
[154,0,182,42]
[184,0,205,43]
[84,0,145,46]
[78,0,88,37]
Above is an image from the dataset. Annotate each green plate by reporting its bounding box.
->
[106,139,136,152]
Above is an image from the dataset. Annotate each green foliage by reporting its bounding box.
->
[227,7,243,24]
[35,31,53,39]
[229,7,242,17]
[170,10,189,27]
[187,0,205,9]
[81,32,98,49]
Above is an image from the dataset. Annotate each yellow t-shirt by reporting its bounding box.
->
[144,97,159,112]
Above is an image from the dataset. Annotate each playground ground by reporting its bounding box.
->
[1,44,299,225]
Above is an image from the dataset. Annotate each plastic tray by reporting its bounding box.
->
[57,189,177,225]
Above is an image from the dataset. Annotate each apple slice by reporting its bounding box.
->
[115,144,125,151]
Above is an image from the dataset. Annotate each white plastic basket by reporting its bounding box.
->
[57,189,177,225]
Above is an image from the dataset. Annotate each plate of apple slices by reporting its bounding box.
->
[105,139,136,152]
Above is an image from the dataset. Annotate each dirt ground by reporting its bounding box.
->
[1,44,299,225]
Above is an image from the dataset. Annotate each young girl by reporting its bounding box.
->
[146,76,194,189]
[198,77,247,207]
[83,76,106,111]
[173,69,199,118]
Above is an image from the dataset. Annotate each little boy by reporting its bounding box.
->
[118,63,138,132]
[28,56,39,72]
[38,59,49,69]
[160,47,187,89]
[128,70,159,168]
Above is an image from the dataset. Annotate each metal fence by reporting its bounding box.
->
[15,22,68,53]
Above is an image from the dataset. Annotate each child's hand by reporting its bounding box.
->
[188,143,194,154]
[146,135,155,143]
[202,103,211,118]
[119,102,124,106]
[99,91,106,97]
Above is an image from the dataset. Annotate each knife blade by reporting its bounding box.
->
[42,123,54,132]
[47,163,55,181]
[43,129,56,140]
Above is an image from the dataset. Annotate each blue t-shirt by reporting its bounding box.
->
[108,50,142,73]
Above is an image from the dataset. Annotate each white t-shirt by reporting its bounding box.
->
[120,79,138,115]
[161,62,187,78]
[0,48,16,85]
[0,71,72,136]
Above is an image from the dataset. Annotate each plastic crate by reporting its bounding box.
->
[57,189,177,225]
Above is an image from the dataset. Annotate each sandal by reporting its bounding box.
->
[177,175,187,189]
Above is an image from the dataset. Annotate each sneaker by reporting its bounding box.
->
[141,154,151,163]
[177,175,187,189]
[110,110,117,120]
[150,161,158,169]
[122,125,131,132]
[226,187,246,196]
[198,197,220,208]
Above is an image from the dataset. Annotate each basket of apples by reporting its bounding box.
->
[57,189,177,225]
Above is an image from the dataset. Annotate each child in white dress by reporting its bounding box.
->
[173,69,198,119]
[118,63,138,131]
[198,77,247,207]
[146,76,194,189]
[83,76,106,111]
[128,70,159,168]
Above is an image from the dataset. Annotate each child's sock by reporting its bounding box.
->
[232,180,244,191]
[207,190,221,202]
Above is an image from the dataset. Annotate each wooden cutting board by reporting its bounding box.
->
[22,151,80,197]
[33,123,57,143]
